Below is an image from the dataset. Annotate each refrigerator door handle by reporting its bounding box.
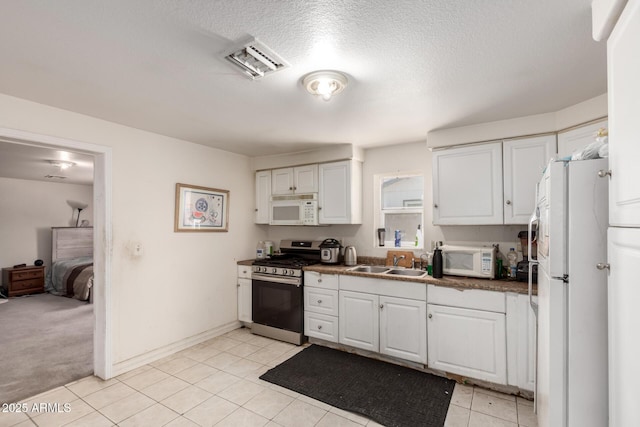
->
[528,210,539,316]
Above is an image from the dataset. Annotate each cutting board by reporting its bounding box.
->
[385,250,417,268]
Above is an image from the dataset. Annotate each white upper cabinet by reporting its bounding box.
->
[272,164,318,195]
[608,0,640,227]
[557,119,608,159]
[255,171,271,224]
[503,135,556,224]
[432,142,504,225]
[318,160,362,224]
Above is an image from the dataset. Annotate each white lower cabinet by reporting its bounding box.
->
[379,295,427,363]
[304,272,340,343]
[338,287,427,364]
[427,303,507,384]
[339,290,379,352]
[237,266,252,323]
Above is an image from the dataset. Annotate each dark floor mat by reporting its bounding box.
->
[260,345,455,427]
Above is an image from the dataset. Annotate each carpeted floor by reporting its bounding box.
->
[260,345,455,427]
[0,293,93,404]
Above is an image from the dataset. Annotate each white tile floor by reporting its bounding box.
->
[0,328,537,427]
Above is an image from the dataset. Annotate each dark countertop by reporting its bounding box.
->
[237,259,536,295]
[303,264,536,295]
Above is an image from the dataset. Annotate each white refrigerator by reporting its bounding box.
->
[531,158,609,427]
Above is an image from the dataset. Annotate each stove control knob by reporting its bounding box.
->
[272,268,278,274]
[261,267,267,273]
[289,269,295,276]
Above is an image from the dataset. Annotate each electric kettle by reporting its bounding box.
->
[344,246,357,266]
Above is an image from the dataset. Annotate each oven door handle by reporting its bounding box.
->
[252,273,301,287]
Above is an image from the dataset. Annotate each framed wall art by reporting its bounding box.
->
[175,183,229,232]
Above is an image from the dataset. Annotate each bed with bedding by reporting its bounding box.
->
[45,227,93,301]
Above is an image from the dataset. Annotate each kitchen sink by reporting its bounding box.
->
[348,265,391,274]
[384,269,427,277]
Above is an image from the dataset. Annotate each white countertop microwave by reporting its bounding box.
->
[440,244,497,279]
[269,194,319,226]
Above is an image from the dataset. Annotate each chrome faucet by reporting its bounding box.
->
[393,254,406,266]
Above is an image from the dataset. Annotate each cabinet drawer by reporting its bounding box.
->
[237,265,252,279]
[305,287,339,316]
[304,271,339,290]
[10,268,44,281]
[10,278,44,292]
[427,284,505,313]
[304,311,338,343]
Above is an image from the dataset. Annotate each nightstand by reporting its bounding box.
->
[2,265,45,297]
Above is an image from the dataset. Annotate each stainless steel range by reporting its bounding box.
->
[251,239,322,345]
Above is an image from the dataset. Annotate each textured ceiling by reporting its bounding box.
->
[0,0,606,159]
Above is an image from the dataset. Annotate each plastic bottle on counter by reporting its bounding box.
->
[507,248,518,279]
[432,243,443,278]
[415,224,424,248]
[394,230,402,247]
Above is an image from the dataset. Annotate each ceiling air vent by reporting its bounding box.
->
[224,37,289,80]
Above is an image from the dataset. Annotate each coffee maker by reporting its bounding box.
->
[516,230,537,283]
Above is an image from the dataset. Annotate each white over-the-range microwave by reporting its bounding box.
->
[440,244,497,279]
[270,194,319,226]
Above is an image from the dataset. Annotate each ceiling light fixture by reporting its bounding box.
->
[49,160,75,170]
[302,70,348,101]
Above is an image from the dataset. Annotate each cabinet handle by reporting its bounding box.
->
[428,313,433,319]
[379,304,384,310]
[434,204,438,208]
[317,299,322,304]
[317,325,323,330]
[237,284,240,287]
[598,170,612,178]
[294,186,297,190]
[318,206,322,210]
[243,270,247,274]
[596,263,610,270]
[506,200,511,205]
[255,208,258,212]
[289,186,293,190]
[318,278,322,283]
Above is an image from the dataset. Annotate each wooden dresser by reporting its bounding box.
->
[2,265,45,297]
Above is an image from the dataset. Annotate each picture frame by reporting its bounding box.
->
[175,183,229,232]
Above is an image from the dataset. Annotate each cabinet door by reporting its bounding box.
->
[427,304,507,384]
[608,0,640,226]
[557,119,608,159]
[238,278,252,323]
[503,135,556,224]
[608,227,640,426]
[294,164,318,193]
[339,291,379,352]
[319,161,352,224]
[379,296,427,364]
[255,171,271,224]
[272,168,294,195]
[432,142,503,225]
[516,294,536,391]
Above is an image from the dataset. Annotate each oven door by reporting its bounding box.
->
[252,274,303,333]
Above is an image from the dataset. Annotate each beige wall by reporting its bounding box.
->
[0,93,266,367]
[0,177,93,267]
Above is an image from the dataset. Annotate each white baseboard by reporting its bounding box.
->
[110,320,242,378]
